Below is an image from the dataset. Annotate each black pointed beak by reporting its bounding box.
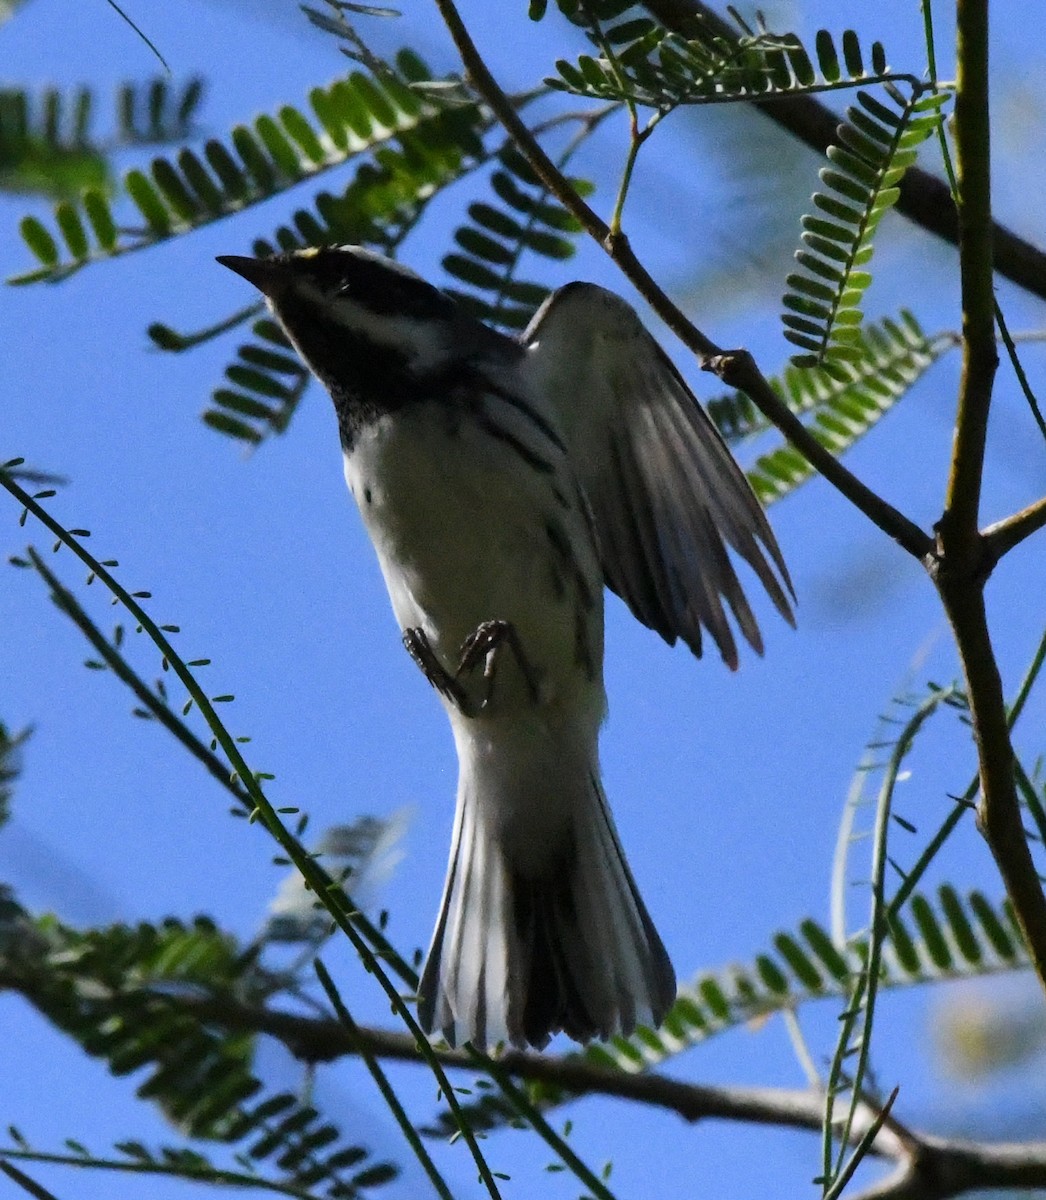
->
[216,254,285,297]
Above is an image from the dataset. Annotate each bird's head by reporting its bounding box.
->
[217,245,488,400]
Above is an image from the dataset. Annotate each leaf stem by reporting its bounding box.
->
[708,353,932,557]
[314,960,456,1200]
[0,1159,61,1200]
[23,545,415,986]
[0,1150,315,1199]
[3,470,612,1200]
[643,0,1046,304]
[886,622,1046,917]
[824,689,953,1189]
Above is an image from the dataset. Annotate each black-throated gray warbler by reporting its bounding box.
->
[218,245,793,1050]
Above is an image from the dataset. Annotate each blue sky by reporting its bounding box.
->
[2,1,1046,1198]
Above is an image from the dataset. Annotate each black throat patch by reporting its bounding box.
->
[273,293,434,450]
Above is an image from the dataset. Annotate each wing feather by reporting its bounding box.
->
[522,283,793,667]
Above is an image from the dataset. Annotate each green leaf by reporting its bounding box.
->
[10,58,483,285]
[549,15,901,110]
[911,894,952,968]
[18,215,59,266]
[440,144,586,332]
[782,82,948,366]
[730,312,944,505]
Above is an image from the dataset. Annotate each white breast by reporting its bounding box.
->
[342,392,605,717]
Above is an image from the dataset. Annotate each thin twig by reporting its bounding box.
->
[886,623,1046,917]
[0,477,505,1200]
[707,352,933,558]
[824,1089,900,1200]
[0,1160,62,1200]
[23,547,415,987]
[982,494,1046,561]
[3,475,616,1200]
[994,300,1046,444]
[0,1150,316,1199]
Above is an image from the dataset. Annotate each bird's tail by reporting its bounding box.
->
[417,746,675,1050]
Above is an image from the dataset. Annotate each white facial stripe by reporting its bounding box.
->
[294,278,449,373]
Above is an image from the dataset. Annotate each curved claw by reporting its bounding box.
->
[402,620,540,716]
[402,627,477,717]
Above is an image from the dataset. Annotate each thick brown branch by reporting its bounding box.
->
[933,571,1046,989]
[4,982,902,1151]
[942,0,999,543]
[854,1133,1046,1200]
[169,997,1046,1197]
[642,0,1046,305]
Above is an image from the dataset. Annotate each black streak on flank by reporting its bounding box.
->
[545,516,598,677]
[482,379,568,456]
[574,604,596,680]
[545,518,596,613]
[472,411,556,476]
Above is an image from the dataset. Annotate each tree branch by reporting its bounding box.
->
[9,969,1046,1200]
[942,0,998,545]
[641,0,1046,305]
[706,351,933,558]
[932,574,1046,990]
[982,494,1046,561]
[929,0,1046,999]
[852,1133,1046,1200]
[169,998,1046,1198]
[430,0,934,560]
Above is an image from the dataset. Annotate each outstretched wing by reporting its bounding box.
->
[521,283,793,669]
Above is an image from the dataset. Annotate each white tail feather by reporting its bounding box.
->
[418,742,675,1050]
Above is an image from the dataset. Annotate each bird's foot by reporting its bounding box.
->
[402,620,540,717]
[457,619,540,708]
[402,627,478,717]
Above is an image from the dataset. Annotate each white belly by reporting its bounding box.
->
[343,398,605,720]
